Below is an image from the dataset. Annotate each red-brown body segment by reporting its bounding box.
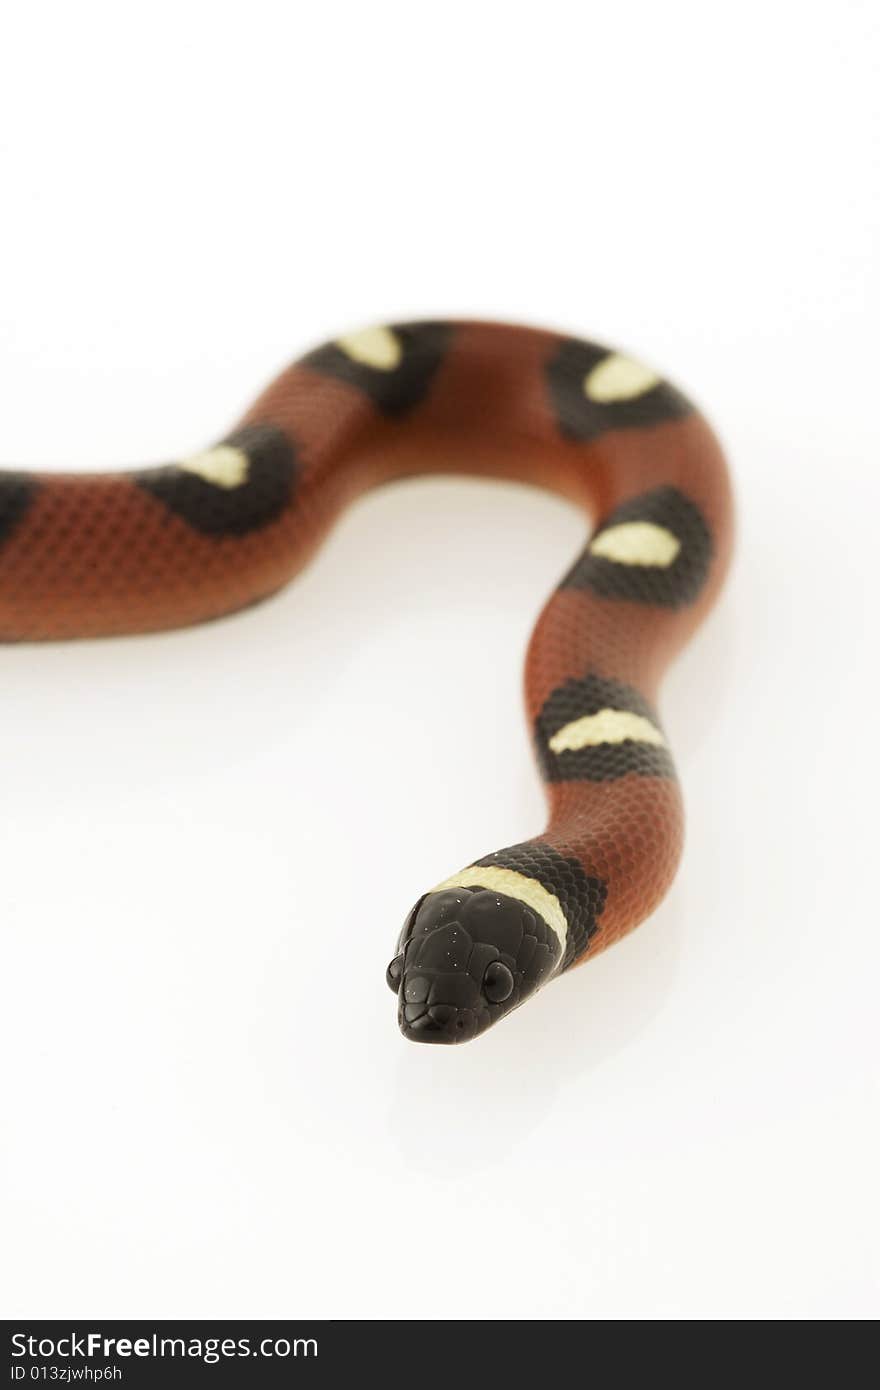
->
[0,322,733,1042]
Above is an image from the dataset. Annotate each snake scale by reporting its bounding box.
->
[0,321,733,1043]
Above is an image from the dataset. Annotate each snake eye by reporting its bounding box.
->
[483,960,514,1003]
[386,954,405,993]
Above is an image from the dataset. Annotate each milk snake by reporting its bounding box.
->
[0,321,733,1043]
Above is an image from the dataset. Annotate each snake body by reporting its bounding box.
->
[0,321,733,1043]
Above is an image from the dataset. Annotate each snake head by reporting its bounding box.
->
[386,886,562,1044]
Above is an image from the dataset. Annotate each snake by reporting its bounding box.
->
[0,321,733,1044]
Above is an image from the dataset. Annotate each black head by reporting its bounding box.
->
[386,886,562,1044]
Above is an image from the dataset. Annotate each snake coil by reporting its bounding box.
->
[0,321,733,1043]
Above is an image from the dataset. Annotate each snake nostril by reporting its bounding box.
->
[404,976,430,1005]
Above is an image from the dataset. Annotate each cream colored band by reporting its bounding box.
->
[584,352,660,402]
[178,445,250,490]
[548,707,666,755]
[588,521,680,567]
[335,325,402,370]
[431,865,568,962]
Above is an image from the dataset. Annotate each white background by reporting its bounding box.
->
[0,1,877,1321]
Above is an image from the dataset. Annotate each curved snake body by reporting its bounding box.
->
[0,321,733,1044]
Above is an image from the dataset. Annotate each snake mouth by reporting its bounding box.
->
[398,1003,481,1045]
